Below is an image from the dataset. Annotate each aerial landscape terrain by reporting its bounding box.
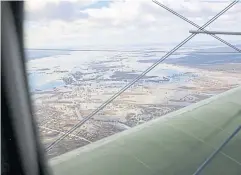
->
[26,44,241,158]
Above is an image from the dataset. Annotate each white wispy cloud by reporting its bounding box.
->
[24,0,241,49]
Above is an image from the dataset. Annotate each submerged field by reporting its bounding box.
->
[26,44,241,157]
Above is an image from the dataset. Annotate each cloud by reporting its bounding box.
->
[24,0,241,49]
[25,0,95,21]
[25,0,92,12]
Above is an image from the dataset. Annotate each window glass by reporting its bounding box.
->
[24,0,241,159]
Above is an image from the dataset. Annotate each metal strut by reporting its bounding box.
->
[193,125,241,175]
[152,0,241,53]
[189,30,241,36]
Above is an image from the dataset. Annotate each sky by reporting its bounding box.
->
[24,0,241,49]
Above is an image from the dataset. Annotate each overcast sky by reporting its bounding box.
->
[24,0,241,49]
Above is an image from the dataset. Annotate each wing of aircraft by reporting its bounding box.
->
[50,86,241,175]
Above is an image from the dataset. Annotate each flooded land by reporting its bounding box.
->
[26,45,241,157]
